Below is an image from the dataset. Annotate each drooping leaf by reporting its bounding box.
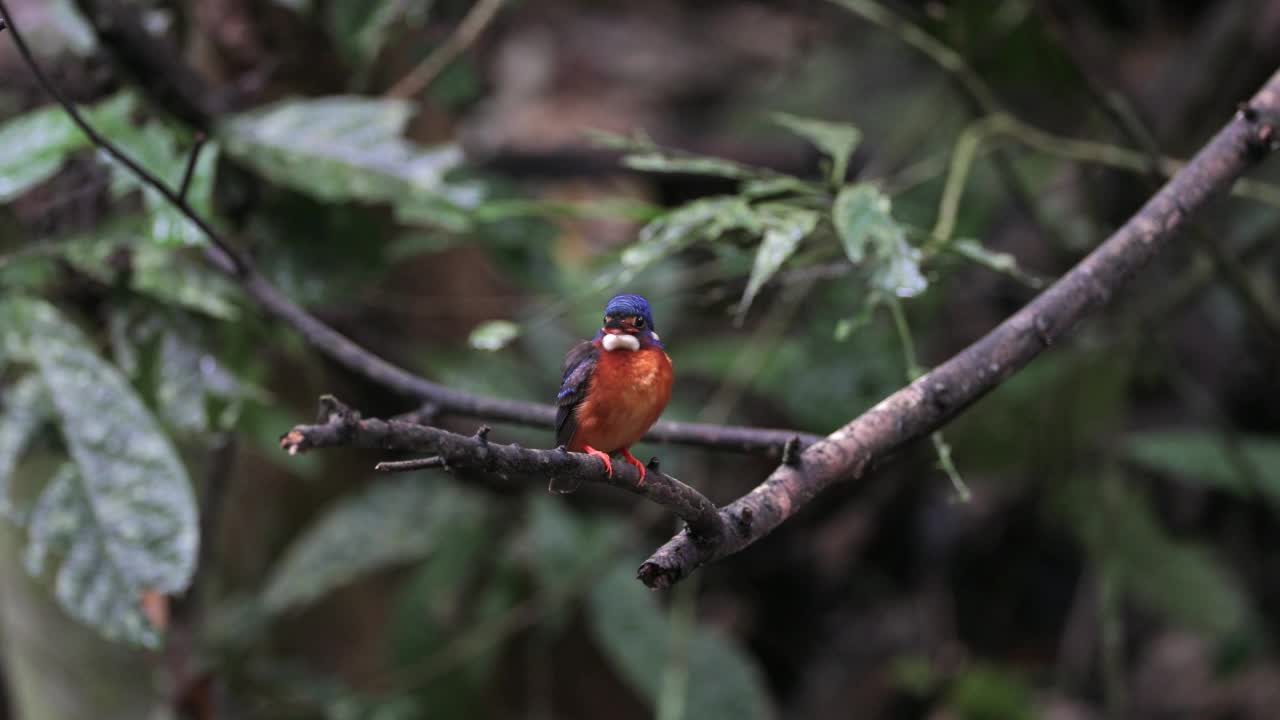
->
[1123,430,1280,502]
[468,320,520,352]
[615,196,761,284]
[771,113,862,185]
[0,375,53,521]
[218,96,477,231]
[591,129,773,180]
[263,479,487,614]
[24,463,164,646]
[833,184,927,298]
[588,559,773,720]
[738,205,820,319]
[0,297,198,647]
[0,93,134,202]
[833,184,895,263]
[1060,474,1252,638]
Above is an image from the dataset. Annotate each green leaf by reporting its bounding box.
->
[771,113,861,185]
[833,184,894,263]
[738,205,820,319]
[263,479,486,613]
[1060,475,1252,638]
[24,463,164,646]
[591,129,772,180]
[945,664,1035,720]
[0,376,53,521]
[218,96,476,230]
[617,196,760,282]
[523,496,626,596]
[330,0,425,70]
[588,559,772,720]
[1123,430,1280,502]
[623,153,759,180]
[833,293,882,342]
[0,93,134,202]
[0,297,198,647]
[468,320,520,352]
[832,184,927,298]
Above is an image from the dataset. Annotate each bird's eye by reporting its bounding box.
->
[603,316,610,324]
[634,317,646,328]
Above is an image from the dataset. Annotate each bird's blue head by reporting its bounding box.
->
[598,293,663,348]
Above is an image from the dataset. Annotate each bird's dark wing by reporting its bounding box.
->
[555,340,597,449]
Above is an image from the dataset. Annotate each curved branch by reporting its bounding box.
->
[638,70,1280,589]
[279,396,727,540]
[0,1,820,456]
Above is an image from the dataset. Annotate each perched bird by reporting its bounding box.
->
[552,294,673,493]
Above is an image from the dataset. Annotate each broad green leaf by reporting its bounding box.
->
[55,217,241,319]
[833,184,894,263]
[771,113,861,185]
[0,93,134,202]
[468,320,520,351]
[738,205,820,319]
[0,297,198,647]
[263,479,486,613]
[24,463,163,645]
[588,559,772,720]
[1061,475,1252,637]
[219,96,476,230]
[617,197,760,282]
[0,376,53,521]
[1123,430,1280,502]
[833,184,927,298]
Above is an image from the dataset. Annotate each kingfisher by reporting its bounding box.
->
[552,294,673,493]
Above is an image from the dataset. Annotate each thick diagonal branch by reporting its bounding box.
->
[280,397,726,541]
[637,70,1280,589]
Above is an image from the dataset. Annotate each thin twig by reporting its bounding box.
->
[385,0,505,100]
[0,1,245,275]
[177,133,207,203]
[374,456,446,473]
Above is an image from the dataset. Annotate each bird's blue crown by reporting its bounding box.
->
[605,293,656,330]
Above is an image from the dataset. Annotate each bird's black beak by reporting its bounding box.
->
[604,316,626,331]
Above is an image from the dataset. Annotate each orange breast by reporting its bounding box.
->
[570,346,673,452]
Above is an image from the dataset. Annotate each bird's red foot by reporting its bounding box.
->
[583,445,613,477]
[621,448,646,486]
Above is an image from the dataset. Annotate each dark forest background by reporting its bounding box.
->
[2,0,1280,718]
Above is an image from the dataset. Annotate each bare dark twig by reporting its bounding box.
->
[177,133,207,203]
[638,71,1280,588]
[281,397,727,541]
[375,456,446,473]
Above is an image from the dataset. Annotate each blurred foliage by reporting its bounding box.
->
[1,0,1280,717]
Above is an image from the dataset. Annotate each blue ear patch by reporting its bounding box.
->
[605,293,655,329]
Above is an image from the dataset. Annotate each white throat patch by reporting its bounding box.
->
[602,333,641,352]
